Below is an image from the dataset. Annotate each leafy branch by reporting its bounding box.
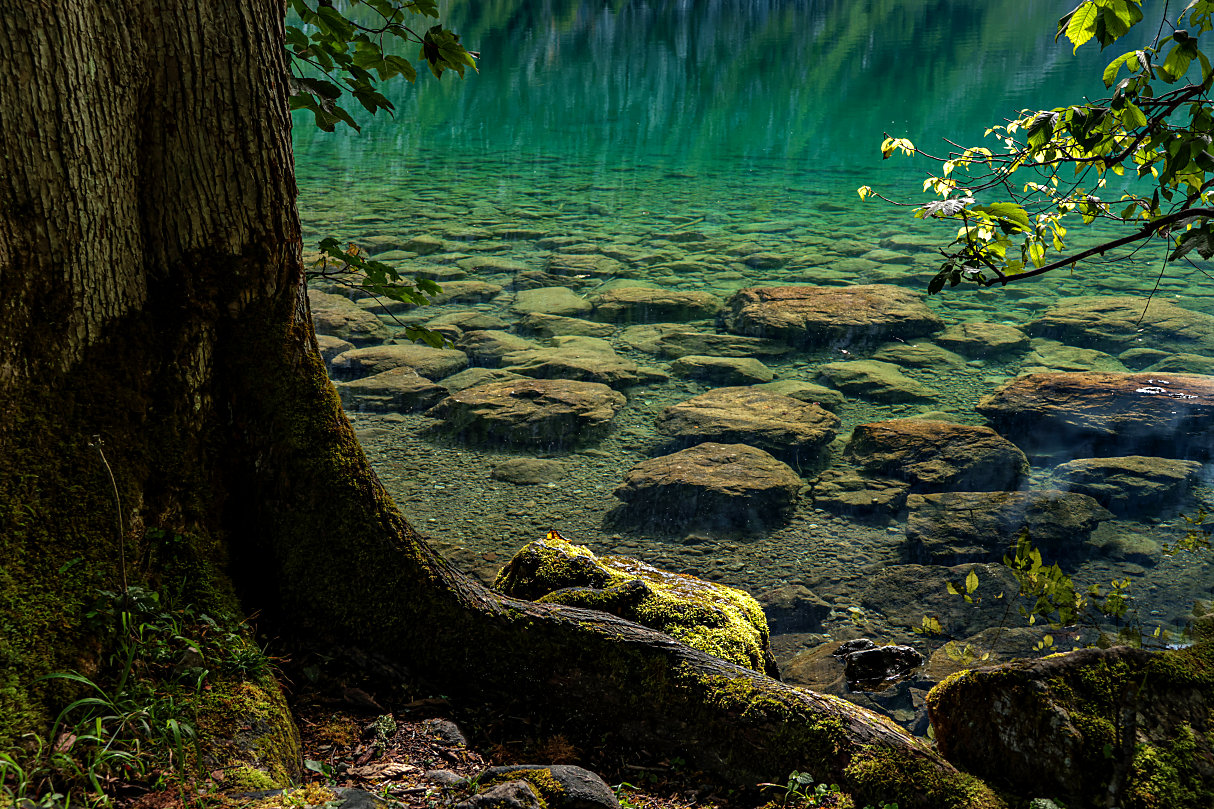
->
[860,0,1214,293]
[286,0,477,132]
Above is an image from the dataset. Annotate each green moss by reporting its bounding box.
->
[482,768,563,808]
[494,536,774,673]
[227,765,280,792]
[195,678,301,789]
[843,746,1007,809]
[1124,727,1214,809]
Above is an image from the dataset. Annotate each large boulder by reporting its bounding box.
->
[309,289,391,345]
[426,379,625,448]
[1027,295,1214,356]
[656,387,840,460]
[493,534,777,675]
[590,287,723,323]
[933,322,1030,357]
[817,360,940,403]
[501,336,642,389]
[721,285,943,348]
[927,642,1214,809]
[860,563,1027,638]
[845,419,1028,492]
[906,490,1113,564]
[610,443,803,531]
[976,372,1214,460]
[329,344,469,381]
[808,469,911,519]
[1050,455,1204,517]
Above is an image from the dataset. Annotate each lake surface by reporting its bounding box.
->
[295,0,1214,728]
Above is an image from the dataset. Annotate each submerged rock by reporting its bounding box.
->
[490,458,573,485]
[933,322,1029,357]
[1028,294,1214,357]
[493,534,777,675]
[590,286,723,323]
[670,355,775,385]
[336,367,448,413]
[721,284,943,348]
[927,642,1214,809]
[808,469,911,519]
[330,344,469,381]
[610,442,803,531]
[310,289,392,345]
[656,386,840,460]
[622,324,790,359]
[755,379,847,411]
[502,336,642,389]
[906,490,1113,564]
[1050,455,1203,517]
[976,372,1214,461]
[457,330,541,367]
[860,563,1026,638]
[845,419,1028,493]
[510,286,593,317]
[427,379,625,448]
[517,312,616,338]
[817,360,940,403]
[840,642,925,691]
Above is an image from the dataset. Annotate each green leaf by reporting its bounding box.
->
[1065,2,1100,51]
[966,569,980,594]
[1103,51,1134,86]
[972,202,1033,232]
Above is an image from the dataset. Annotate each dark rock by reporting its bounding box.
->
[481,766,620,809]
[860,563,1026,638]
[427,379,625,448]
[906,490,1113,564]
[422,718,467,747]
[845,419,1028,492]
[832,638,877,658]
[1050,455,1203,517]
[328,787,396,809]
[842,644,924,691]
[494,535,776,675]
[656,386,840,460]
[976,371,1214,461]
[610,442,803,532]
[721,284,943,349]
[455,781,542,809]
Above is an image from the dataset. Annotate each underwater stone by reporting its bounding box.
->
[670,354,775,384]
[1050,455,1203,517]
[516,312,616,338]
[501,336,642,389]
[309,289,392,346]
[721,284,943,349]
[860,563,1027,638]
[817,360,940,403]
[456,329,541,367]
[589,286,723,323]
[755,380,846,411]
[510,286,593,317]
[656,386,839,460]
[610,442,802,531]
[977,371,1214,461]
[426,378,625,448]
[316,334,355,365]
[490,458,572,485]
[335,368,448,413]
[1028,295,1214,357]
[906,489,1113,564]
[1022,339,1129,374]
[845,419,1028,493]
[808,468,910,519]
[329,344,469,381]
[933,322,1029,357]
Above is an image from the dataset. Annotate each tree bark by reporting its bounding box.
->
[0,4,998,807]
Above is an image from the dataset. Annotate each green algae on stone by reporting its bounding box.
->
[493,535,778,676]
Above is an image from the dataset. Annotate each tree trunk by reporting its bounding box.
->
[0,4,999,807]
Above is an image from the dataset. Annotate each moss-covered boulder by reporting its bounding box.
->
[493,535,778,676]
[927,642,1214,809]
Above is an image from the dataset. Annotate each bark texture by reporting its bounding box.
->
[0,4,998,807]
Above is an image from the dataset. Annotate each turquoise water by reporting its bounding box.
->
[295,0,1214,724]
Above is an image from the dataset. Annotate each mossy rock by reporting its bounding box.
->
[196,676,301,789]
[493,536,778,676]
[927,642,1214,809]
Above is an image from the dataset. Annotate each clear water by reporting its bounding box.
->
[294,0,1214,722]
